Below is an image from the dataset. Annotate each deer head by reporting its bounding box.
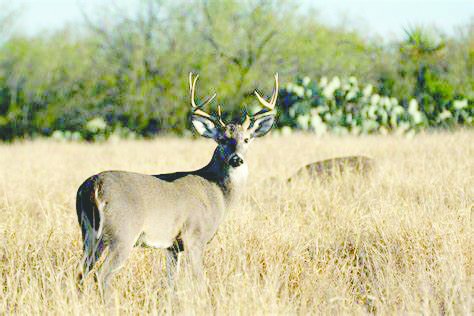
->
[190,73,278,167]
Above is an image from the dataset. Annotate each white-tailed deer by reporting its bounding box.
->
[76,73,278,297]
[287,156,374,182]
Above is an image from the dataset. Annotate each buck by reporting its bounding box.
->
[76,73,278,297]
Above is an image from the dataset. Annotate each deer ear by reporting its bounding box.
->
[249,115,274,138]
[192,115,219,139]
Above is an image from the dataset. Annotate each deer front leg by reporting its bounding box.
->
[187,246,204,280]
[182,233,206,281]
[165,236,184,287]
[165,249,183,288]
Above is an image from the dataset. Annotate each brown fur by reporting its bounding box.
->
[287,156,374,182]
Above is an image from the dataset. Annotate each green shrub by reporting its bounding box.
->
[0,1,472,141]
[278,75,472,135]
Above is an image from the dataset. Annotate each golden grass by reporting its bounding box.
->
[0,131,472,314]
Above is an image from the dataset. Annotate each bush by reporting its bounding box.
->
[278,75,472,135]
[0,1,472,141]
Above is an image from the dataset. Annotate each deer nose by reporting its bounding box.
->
[229,154,244,167]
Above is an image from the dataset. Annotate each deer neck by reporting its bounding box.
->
[196,147,248,203]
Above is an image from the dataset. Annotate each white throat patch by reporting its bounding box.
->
[229,162,248,186]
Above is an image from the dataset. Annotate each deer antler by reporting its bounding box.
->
[189,72,225,127]
[217,105,226,127]
[242,113,251,130]
[253,73,279,119]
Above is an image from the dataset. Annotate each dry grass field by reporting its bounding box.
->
[0,131,472,314]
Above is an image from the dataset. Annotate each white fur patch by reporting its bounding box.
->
[94,187,105,239]
[229,161,249,186]
[141,234,173,249]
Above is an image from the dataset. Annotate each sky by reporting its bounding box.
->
[9,0,474,39]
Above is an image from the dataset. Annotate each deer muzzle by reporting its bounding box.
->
[228,154,244,168]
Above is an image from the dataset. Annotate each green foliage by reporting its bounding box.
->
[279,75,472,135]
[0,0,472,141]
[379,26,474,128]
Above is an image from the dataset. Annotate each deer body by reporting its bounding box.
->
[287,156,374,182]
[77,148,244,289]
[76,73,278,298]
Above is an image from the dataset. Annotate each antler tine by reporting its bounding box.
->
[270,73,279,105]
[189,72,225,126]
[254,73,279,111]
[217,105,226,127]
[189,72,218,123]
[242,113,251,130]
[189,72,194,95]
[254,91,272,110]
[200,93,217,108]
[189,72,217,109]
[189,72,198,108]
[193,108,212,119]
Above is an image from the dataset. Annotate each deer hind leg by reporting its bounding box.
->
[76,179,104,286]
[96,241,133,302]
[77,214,106,286]
[79,236,105,284]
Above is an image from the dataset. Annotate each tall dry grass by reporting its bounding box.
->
[0,131,472,314]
